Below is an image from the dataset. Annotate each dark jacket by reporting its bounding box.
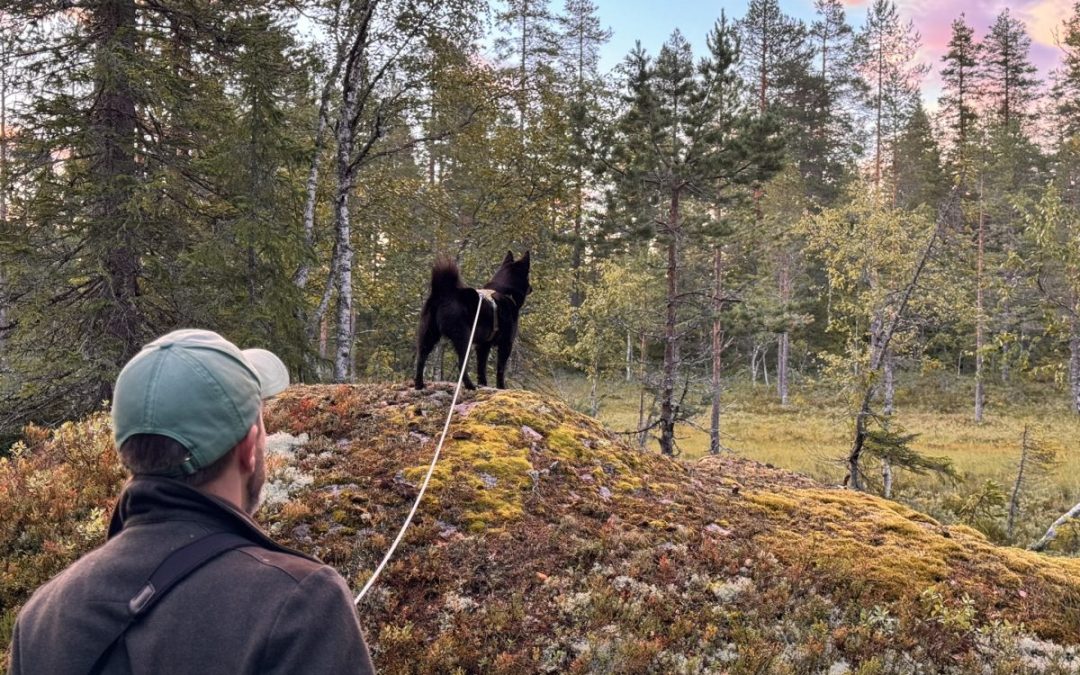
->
[7,477,375,675]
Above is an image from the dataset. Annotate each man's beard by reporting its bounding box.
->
[243,447,266,516]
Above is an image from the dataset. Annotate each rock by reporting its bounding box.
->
[704,523,733,537]
[521,425,543,442]
[453,402,479,416]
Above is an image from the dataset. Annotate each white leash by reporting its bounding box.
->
[354,289,495,604]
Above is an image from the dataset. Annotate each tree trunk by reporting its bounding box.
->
[883,348,895,416]
[1007,425,1030,543]
[637,331,647,449]
[1070,310,1080,416]
[849,192,952,490]
[975,177,986,422]
[625,330,632,382]
[1031,499,1080,552]
[94,0,141,400]
[295,90,333,292]
[777,259,792,405]
[659,186,681,457]
[882,459,893,499]
[328,5,378,383]
[777,333,789,405]
[332,150,355,382]
[0,37,8,350]
[589,353,599,417]
[710,246,724,455]
[874,36,883,186]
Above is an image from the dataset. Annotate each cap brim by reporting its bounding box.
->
[243,348,290,398]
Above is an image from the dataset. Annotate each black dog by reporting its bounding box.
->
[414,251,531,390]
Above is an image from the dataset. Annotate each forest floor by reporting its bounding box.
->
[5,383,1080,672]
[547,375,1080,549]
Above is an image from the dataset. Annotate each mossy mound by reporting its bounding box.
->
[262,384,1080,674]
[4,384,1080,673]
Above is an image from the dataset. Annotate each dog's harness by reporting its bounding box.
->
[478,288,499,338]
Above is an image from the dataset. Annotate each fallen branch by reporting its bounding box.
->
[1030,500,1080,552]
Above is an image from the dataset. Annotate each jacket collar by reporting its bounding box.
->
[107,476,318,562]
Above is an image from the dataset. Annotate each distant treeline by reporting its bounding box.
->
[0,0,1077,450]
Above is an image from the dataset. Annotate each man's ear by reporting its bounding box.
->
[236,424,259,473]
[503,250,514,265]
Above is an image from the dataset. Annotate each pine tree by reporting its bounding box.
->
[612,23,783,455]
[737,0,812,114]
[980,9,1041,132]
[805,0,861,204]
[938,15,979,153]
[495,0,560,136]
[555,0,611,310]
[855,0,927,187]
[1051,3,1080,138]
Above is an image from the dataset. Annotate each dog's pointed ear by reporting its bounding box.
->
[503,250,515,265]
[521,250,530,270]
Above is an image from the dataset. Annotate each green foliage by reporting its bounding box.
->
[944,480,1009,536]
[864,422,959,484]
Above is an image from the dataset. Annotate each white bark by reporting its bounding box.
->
[1031,500,1080,552]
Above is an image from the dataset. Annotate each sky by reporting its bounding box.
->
[592,0,1075,105]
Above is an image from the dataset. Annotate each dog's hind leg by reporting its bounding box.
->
[446,328,477,390]
[495,335,514,389]
[476,342,491,387]
[414,310,440,390]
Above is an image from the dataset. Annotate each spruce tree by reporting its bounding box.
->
[893,101,946,211]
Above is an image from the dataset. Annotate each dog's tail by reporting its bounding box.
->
[429,255,464,298]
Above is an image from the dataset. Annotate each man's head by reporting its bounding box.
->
[112,329,288,514]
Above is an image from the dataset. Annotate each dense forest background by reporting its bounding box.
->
[0,0,1079,543]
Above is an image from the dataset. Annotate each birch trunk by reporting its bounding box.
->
[1031,499,1080,551]
[331,38,366,383]
[777,260,792,405]
[883,349,895,416]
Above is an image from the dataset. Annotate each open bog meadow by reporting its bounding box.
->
[550,375,1080,548]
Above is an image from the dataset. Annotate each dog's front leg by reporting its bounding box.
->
[495,339,514,389]
[476,343,491,387]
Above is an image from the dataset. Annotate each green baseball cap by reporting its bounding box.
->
[112,329,290,476]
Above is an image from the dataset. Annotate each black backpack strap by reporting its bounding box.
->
[88,532,253,674]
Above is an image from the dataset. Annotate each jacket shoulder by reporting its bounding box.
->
[233,546,328,583]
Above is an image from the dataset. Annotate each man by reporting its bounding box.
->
[7,329,375,674]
